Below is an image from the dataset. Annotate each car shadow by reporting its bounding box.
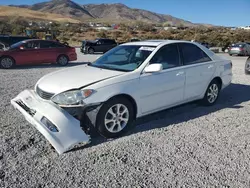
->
[69,83,250,153]
[12,62,89,70]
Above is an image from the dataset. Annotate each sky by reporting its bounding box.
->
[1,0,249,27]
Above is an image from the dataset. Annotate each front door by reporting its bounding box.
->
[13,41,40,65]
[178,43,216,100]
[139,43,186,114]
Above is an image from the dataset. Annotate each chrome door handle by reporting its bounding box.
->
[176,71,184,76]
[208,65,214,69]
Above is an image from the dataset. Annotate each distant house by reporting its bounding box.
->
[154,26,163,30]
[164,26,178,30]
[95,27,112,31]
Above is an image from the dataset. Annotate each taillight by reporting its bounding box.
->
[240,48,243,51]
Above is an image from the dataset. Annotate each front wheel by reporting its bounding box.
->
[0,56,15,69]
[88,48,94,54]
[96,97,135,138]
[201,80,221,106]
[245,57,250,74]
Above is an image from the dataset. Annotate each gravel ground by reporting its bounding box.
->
[0,52,250,187]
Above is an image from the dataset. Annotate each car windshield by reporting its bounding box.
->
[232,43,245,47]
[10,41,24,49]
[89,45,156,72]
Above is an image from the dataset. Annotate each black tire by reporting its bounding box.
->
[57,55,69,66]
[201,79,221,106]
[229,54,232,56]
[245,57,250,74]
[96,97,135,138]
[88,48,94,54]
[0,56,15,69]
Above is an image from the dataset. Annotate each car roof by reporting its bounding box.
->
[121,40,196,47]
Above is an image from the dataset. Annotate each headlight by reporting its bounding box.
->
[51,89,95,106]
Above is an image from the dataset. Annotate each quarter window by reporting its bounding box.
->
[150,44,180,69]
[179,43,211,65]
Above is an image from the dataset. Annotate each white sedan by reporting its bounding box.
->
[11,40,232,154]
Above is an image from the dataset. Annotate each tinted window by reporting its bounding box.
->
[232,43,245,47]
[105,39,116,45]
[179,43,211,65]
[40,41,64,48]
[24,41,40,49]
[150,44,180,69]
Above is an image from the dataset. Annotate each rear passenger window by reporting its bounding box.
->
[179,43,211,65]
[150,44,180,70]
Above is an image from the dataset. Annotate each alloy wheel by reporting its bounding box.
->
[1,57,13,68]
[104,104,129,133]
[58,56,68,65]
[207,83,219,103]
[246,62,250,71]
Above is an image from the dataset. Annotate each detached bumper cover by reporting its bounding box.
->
[11,90,90,154]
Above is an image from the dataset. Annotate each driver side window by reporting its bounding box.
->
[150,44,180,70]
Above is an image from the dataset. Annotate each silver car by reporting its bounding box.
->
[229,43,250,56]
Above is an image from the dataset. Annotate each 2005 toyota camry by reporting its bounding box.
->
[11,40,232,154]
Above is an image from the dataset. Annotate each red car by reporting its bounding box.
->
[0,39,77,69]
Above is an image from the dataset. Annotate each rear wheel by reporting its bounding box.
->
[0,56,15,69]
[201,79,221,106]
[88,48,94,54]
[96,97,135,138]
[57,55,69,66]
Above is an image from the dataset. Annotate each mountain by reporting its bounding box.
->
[84,3,195,26]
[0,6,80,23]
[23,0,94,19]
[8,0,202,26]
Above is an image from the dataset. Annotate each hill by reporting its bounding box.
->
[84,3,195,26]
[0,6,80,23]
[10,0,200,26]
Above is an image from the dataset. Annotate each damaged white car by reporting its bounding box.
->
[11,40,232,154]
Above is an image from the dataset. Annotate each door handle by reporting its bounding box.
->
[176,71,184,76]
[208,65,214,69]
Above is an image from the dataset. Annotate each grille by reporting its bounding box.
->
[15,100,36,116]
[36,86,55,100]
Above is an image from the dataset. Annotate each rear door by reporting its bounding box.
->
[39,41,59,63]
[106,39,117,51]
[178,43,215,101]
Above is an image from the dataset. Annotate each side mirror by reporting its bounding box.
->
[144,63,163,73]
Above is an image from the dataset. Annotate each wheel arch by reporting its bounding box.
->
[211,76,222,89]
[106,93,138,119]
[0,55,16,63]
[0,55,16,67]
[57,54,69,61]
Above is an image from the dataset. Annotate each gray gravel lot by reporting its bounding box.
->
[0,51,250,187]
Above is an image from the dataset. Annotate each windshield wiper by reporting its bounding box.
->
[91,64,128,72]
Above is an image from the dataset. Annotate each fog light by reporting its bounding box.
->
[41,116,59,132]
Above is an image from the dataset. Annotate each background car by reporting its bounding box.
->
[0,34,32,47]
[0,39,77,69]
[81,38,117,54]
[0,42,8,51]
[228,42,250,56]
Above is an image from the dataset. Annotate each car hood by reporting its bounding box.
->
[36,64,124,94]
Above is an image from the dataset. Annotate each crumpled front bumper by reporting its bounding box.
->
[11,89,90,155]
